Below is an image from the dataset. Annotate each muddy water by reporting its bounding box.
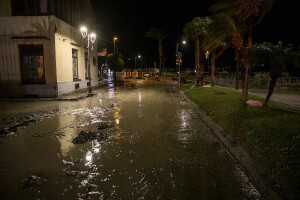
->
[0,84,260,199]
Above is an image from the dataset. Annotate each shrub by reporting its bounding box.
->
[250,72,269,89]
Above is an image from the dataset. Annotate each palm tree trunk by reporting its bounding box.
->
[244,27,253,101]
[210,49,216,86]
[248,27,253,49]
[234,35,247,106]
[265,66,282,106]
[199,47,205,85]
[158,40,163,72]
[195,37,200,86]
[264,77,277,106]
[240,54,248,106]
[215,43,230,59]
[236,54,239,90]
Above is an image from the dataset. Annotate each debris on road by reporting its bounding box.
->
[72,131,108,144]
[97,122,114,130]
[22,175,48,188]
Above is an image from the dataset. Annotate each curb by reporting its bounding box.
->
[181,91,283,200]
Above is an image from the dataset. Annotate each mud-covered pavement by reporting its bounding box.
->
[0,79,261,200]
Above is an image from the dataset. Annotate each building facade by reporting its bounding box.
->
[0,0,98,97]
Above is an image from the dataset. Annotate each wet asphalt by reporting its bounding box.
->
[0,80,261,200]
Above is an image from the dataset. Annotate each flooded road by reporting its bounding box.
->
[0,81,260,199]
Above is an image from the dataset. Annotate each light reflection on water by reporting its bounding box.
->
[61,107,105,128]
[177,109,194,143]
[92,140,101,154]
[98,92,103,105]
[85,150,93,163]
[114,106,121,125]
[137,89,144,118]
[138,90,142,104]
[179,109,190,130]
[108,88,114,99]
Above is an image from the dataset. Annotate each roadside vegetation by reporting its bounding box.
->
[182,84,300,199]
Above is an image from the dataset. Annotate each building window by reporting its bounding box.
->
[72,49,78,79]
[40,0,48,14]
[20,45,45,84]
[11,0,49,16]
[85,52,89,78]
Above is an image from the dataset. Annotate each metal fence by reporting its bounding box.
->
[204,75,236,88]
[203,75,300,90]
[276,77,300,90]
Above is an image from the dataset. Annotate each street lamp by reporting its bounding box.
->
[135,54,141,68]
[114,37,118,54]
[80,26,96,96]
[176,40,186,87]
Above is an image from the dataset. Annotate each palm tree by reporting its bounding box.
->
[203,20,230,86]
[207,12,249,105]
[183,17,212,85]
[144,27,168,72]
[209,0,273,106]
[210,0,273,48]
[240,0,274,98]
[239,0,274,48]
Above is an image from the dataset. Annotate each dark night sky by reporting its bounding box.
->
[90,0,300,69]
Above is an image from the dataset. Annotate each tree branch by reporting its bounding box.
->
[215,43,231,59]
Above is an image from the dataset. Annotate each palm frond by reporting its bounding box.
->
[144,27,168,40]
[182,17,212,41]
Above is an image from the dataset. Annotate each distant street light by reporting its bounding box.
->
[135,54,141,68]
[80,26,96,96]
[114,37,118,54]
[176,40,186,87]
[97,37,118,53]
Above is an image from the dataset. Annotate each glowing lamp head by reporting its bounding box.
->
[90,33,96,43]
[80,27,87,38]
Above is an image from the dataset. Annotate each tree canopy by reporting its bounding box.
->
[106,53,125,72]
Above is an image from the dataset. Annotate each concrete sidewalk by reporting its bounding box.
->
[248,89,300,110]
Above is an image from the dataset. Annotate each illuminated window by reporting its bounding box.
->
[72,49,78,79]
[20,45,45,84]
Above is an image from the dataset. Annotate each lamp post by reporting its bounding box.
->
[176,40,186,87]
[206,50,210,74]
[80,26,96,96]
[135,54,141,68]
[114,37,118,54]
